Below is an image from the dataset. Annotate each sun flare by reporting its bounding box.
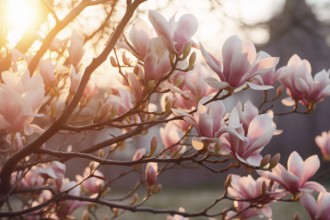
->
[4,0,42,46]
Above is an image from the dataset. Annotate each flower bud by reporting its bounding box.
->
[259,154,271,168]
[110,56,118,67]
[186,51,196,71]
[148,136,158,157]
[269,153,280,169]
[145,162,158,187]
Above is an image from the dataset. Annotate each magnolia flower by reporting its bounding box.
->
[19,169,45,188]
[16,161,65,188]
[221,108,275,166]
[307,69,330,104]
[143,37,171,82]
[315,130,330,160]
[249,51,279,87]
[173,99,246,152]
[277,54,330,108]
[160,122,184,154]
[39,60,57,88]
[126,71,143,101]
[129,19,152,58]
[167,66,216,110]
[57,180,86,218]
[69,65,97,97]
[69,31,85,68]
[148,10,198,55]
[76,166,104,195]
[173,100,227,139]
[235,101,259,133]
[201,35,278,90]
[258,151,326,194]
[40,161,66,180]
[1,70,44,112]
[95,89,133,122]
[227,174,282,203]
[0,85,37,134]
[300,192,330,220]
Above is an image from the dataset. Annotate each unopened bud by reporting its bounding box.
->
[169,52,175,65]
[164,99,173,114]
[269,153,280,169]
[145,162,158,188]
[187,51,196,71]
[260,154,271,168]
[110,56,118,67]
[181,42,192,60]
[175,75,185,87]
[122,53,131,65]
[148,136,158,157]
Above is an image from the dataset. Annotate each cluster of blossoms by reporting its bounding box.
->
[1,5,330,219]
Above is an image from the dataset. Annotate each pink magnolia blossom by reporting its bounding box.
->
[18,169,44,188]
[0,85,35,133]
[128,19,152,58]
[69,65,97,98]
[173,100,231,139]
[57,180,86,218]
[69,31,85,68]
[148,10,198,55]
[40,161,66,180]
[227,174,282,203]
[173,99,244,153]
[307,69,330,104]
[200,35,278,90]
[235,101,259,133]
[249,51,279,87]
[315,131,330,160]
[0,70,44,133]
[160,122,185,154]
[166,66,216,110]
[221,107,275,166]
[258,151,326,194]
[39,60,57,88]
[2,70,44,112]
[76,166,104,195]
[300,192,330,220]
[143,37,171,82]
[277,54,330,108]
[16,161,65,188]
[126,71,143,101]
[96,88,133,121]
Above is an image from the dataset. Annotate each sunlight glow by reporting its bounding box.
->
[5,0,42,46]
